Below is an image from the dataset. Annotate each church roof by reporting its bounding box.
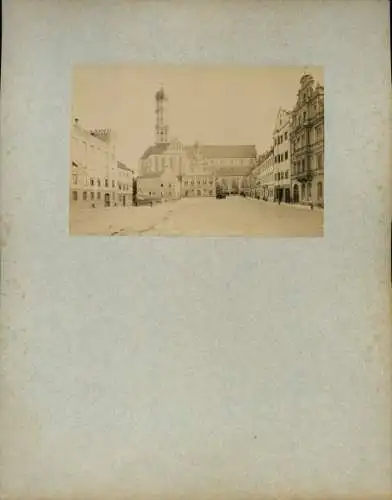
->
[140,143,170,160]
[137,171,164,179]
[185,144,257,159]
[117,161,133,172]
[215,165,254,177]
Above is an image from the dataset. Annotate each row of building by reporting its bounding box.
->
[70,119,135,209]
[69,72,324,208]
[256,73,324,205]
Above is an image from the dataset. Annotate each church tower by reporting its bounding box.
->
[155,85,169,144]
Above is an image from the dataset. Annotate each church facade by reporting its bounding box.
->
[137,86,258,201]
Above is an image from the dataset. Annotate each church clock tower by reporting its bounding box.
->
[155,85,169,144]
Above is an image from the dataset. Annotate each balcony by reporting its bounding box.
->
[292,169,313,182]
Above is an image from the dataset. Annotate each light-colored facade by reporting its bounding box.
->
[139,139,186,178]
[116,161,134,207]
[137,169,180,201]
[70,119,118,208]
[259,146,275,201]
[272,108,291,203]
[242,164,261,198]
[290,73,324,206]
[183,143,257,197]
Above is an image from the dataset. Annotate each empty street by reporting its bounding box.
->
[70,196,323,237]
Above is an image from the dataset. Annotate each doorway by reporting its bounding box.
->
[293,185,299,204]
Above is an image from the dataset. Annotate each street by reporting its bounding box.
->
[70,196,323,237]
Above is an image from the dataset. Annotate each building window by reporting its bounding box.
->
[285,171,289,179]
[302,159,305,171]
[72,191,78,201]
[83,191,87,201]
[285,151,288,160]
[97,178,101,187]
[72,174,78,185]
[97,192,101,200]
[285,131,288,140]
[161,183,164,187]
[112,180,115,188]
[317,153,323,170]
[317,182,323,200]
[105,178,109,187]
[91,192,95,200]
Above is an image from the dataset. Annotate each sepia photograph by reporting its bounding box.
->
[70,65,324,236]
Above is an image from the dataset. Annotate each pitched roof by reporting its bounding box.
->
[137,168,180,180]
[117,161,134,172]
[140,143,170,160]
[185,144,257,159]
[137,171,164,179]
[215,166,254,177]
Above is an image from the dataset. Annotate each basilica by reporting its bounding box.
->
[137,86,258,201]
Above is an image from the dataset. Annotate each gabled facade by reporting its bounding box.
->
[137,168,180,201]
[139,138,187,178]
[290,73,324,206]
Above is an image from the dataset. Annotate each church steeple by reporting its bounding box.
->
[155,85,169,144]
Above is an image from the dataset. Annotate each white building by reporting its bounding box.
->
[259,146,275,201]
[116,161,134,207]
[272,108,291,203]
[70,118,118,208]
[137,169,180,202]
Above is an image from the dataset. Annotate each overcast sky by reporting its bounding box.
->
[72,65,324,171]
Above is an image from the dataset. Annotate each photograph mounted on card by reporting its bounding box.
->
[69,65,324,237]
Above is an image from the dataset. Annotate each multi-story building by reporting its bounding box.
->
[259,146,275,201]
[184,143,256,197]
[138,86,258,200]
[137,168,181,201]
[116,161,134,207]
[182,143,215,197]
[290,73,324,206]
[242,163,261,198]
[70,118,118,208]
[273,108,291,203]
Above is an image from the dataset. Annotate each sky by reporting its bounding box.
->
[72,65,324,172]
